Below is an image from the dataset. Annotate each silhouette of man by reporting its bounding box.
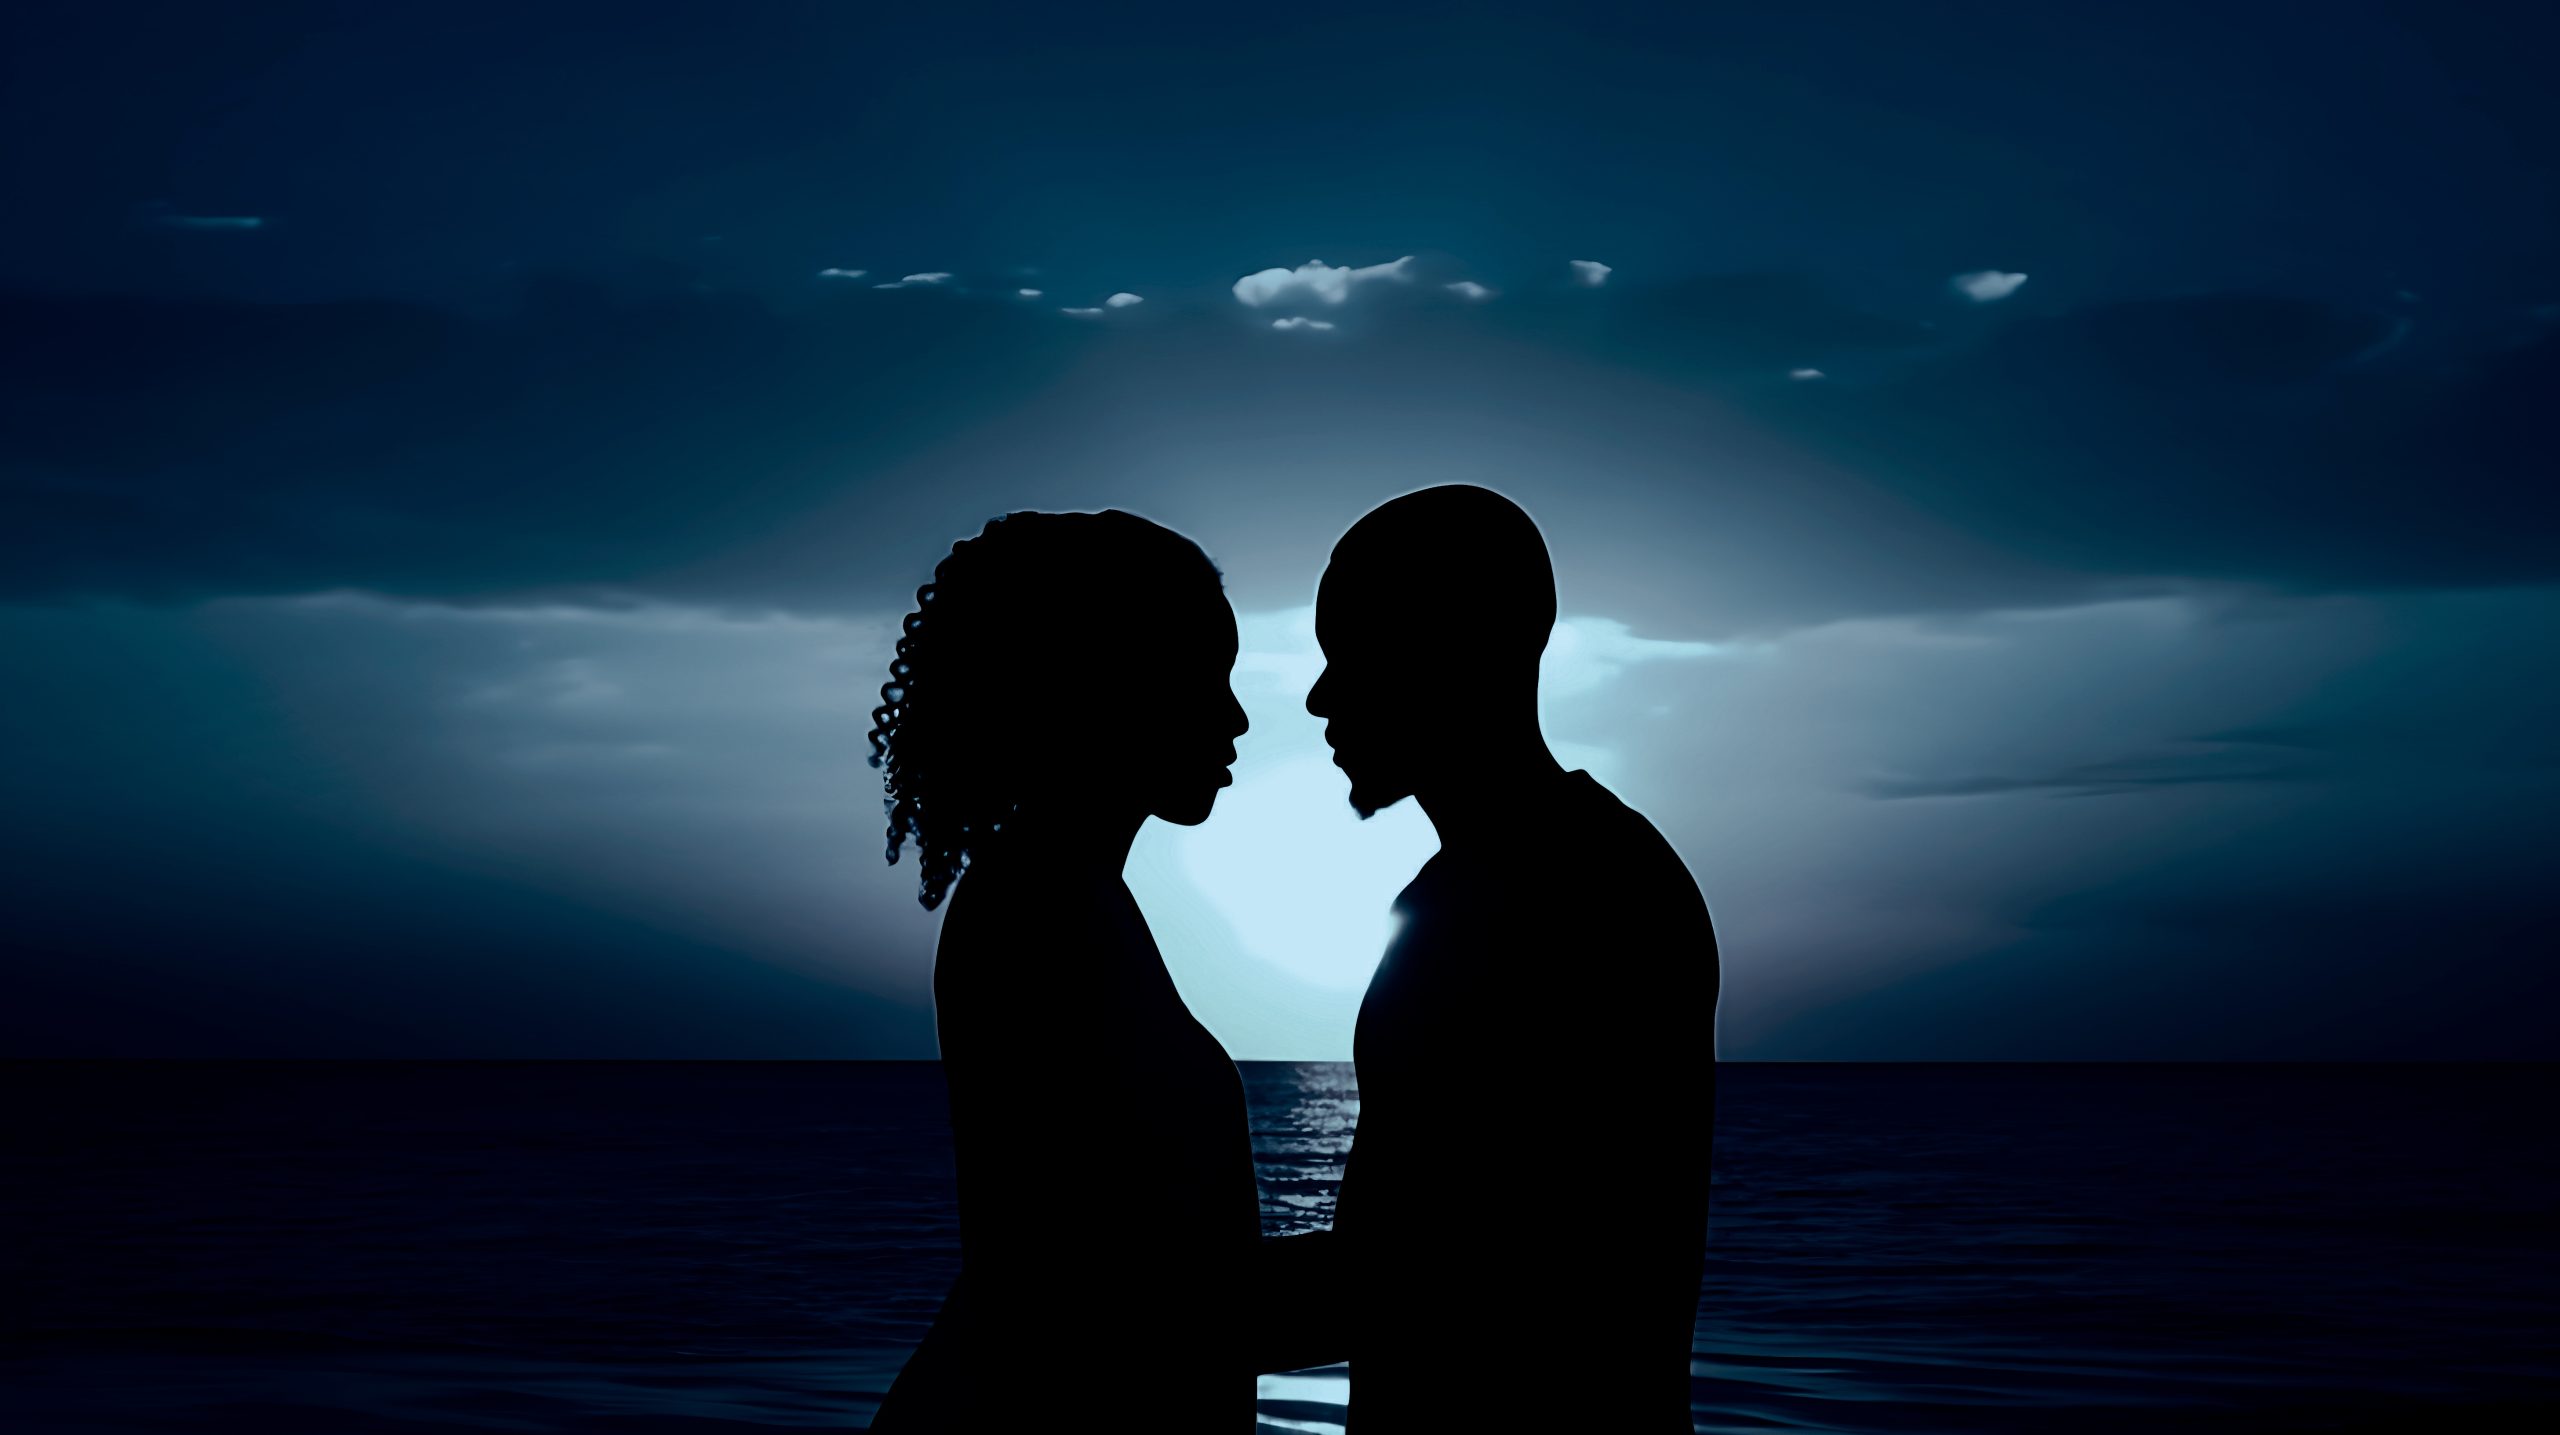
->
[1275,485,1720,1431]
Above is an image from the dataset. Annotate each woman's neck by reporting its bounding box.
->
[984,798,1147,880]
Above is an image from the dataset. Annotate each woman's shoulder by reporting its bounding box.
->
[940,853,1114,932]
[932,863,1121,1003]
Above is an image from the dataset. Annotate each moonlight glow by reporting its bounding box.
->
[1128,608,1727,1042]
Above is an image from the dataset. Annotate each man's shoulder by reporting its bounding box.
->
[1390,775,1712,941]
[1569,776,1711,915]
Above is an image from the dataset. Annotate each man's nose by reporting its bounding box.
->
[1305,668,1330,718]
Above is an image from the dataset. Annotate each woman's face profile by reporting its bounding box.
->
[1113,584,1247,829]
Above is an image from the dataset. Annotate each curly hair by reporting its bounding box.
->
[867,510,1221,910]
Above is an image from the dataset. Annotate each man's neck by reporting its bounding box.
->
[1413,741,1575,854]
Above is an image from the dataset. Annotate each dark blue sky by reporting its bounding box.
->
[3,0,2553,1057]
[7,3,2555,308]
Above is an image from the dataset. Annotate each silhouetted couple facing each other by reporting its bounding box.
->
[866,486,1720,1432]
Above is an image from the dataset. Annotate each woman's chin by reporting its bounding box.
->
[1152,781,1229,827]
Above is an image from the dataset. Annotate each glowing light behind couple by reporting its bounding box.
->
[1136,605,1720,1055]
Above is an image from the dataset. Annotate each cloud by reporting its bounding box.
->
[816,267,868,280]
[1568,259,1612,287]
[9,574,2556,1059]
[1589,586,2560,1060]
[2,277,2551,617]
[149,210,266,231]
[1538,616,1730,700]
[1951,269,2028,302]
[0,594,928,1056]
[1017,287,1043,298]
[1789,367,1824,380]
[0,284,1108,604]
[38,593,1712,1058]
[1270,316,1335,332]
[871,272,954,290]
[329,588,2560,1059]
[1231,257,1415,308]
[199,591,907,904]
[1049,292,1146,314]
[1445,280,1494,301]
[1743,291,2558,589]
[1865,734,2324,800]
[0,275,1948,627]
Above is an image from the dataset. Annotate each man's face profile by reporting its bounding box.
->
[1306,562,1443,820]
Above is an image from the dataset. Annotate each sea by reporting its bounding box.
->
[4,1061,2555,1433]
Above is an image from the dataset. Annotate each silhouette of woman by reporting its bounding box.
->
[864,510,1262,1430]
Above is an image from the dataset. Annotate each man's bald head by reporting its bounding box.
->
[1307,486,1559,817]
[1324,485,1558,663]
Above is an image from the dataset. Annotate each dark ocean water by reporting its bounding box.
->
[4,1061,2554,1433]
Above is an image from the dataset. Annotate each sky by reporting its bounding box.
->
[3,0,2554,1059]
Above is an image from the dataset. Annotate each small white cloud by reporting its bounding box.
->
[1951,270,2028,302]
[816,267,868,280]
[1231,257,1414,308]
[1061,306,1106,317]
[157,214,265,231]
[871,272,955,290]
[1017,287,1043,298]
[1789,367,1826,381]
[1568,259,1612,287]
[1445,280,1494,301]
[1271,317,1336,332]
[1104,292,1144,308]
